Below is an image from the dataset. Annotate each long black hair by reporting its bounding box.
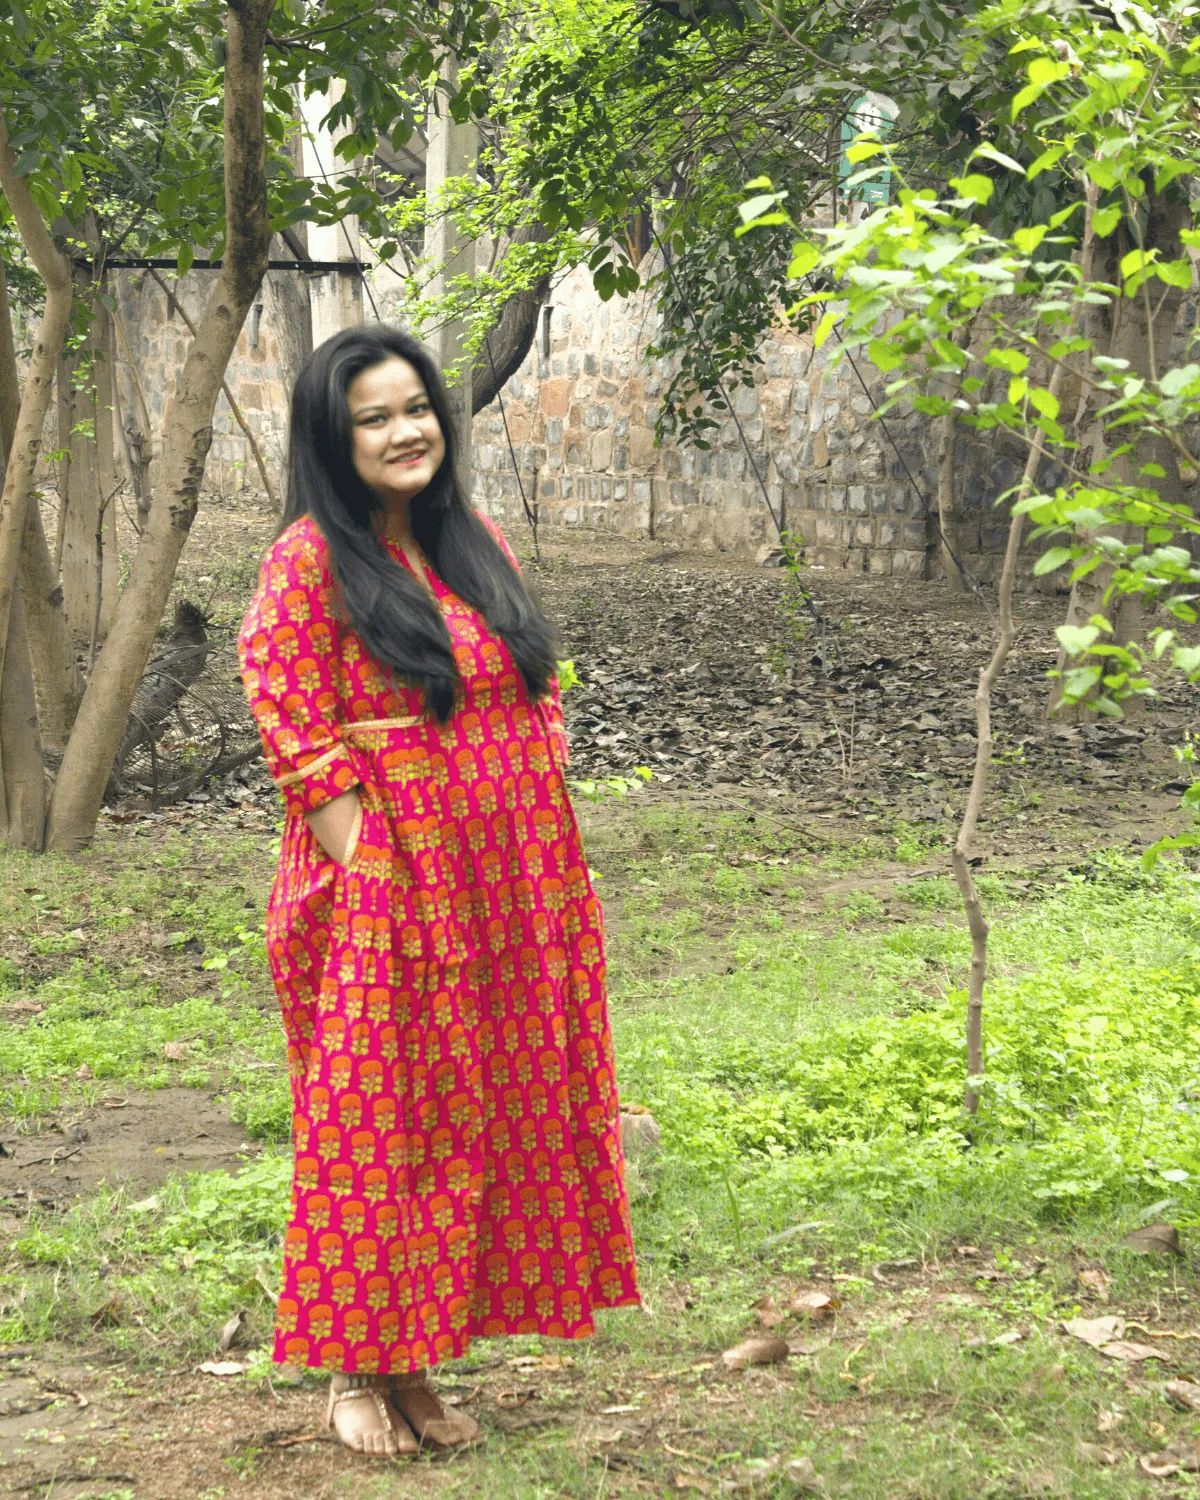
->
[282,326,556,721]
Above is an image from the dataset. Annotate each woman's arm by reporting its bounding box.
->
[238,523,362,829]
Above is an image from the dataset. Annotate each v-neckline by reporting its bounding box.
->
[385,533,442,608]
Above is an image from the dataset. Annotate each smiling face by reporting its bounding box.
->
[346,356,447,513]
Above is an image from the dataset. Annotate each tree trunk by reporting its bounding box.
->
[19,502,79,754]
[1048,189,1190,716]
[0,258,79,755]
[60,260,119,642]
[0,113,74,694]
[470,223,552,414]
[107,599,212,797]
[45,0,276,853]
[935,405,964,590]
[0,589,46,849]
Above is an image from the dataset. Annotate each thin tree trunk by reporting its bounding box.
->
[469,223,553,414]
[0,259,18,448]
[0,259,79,753]
[19,502,79,753]
[147,268,280,512]
[60,257,118,641]
[1048,189,1190,716]
[935,406,964,590]
[110,300,154,533]
[0,113,74,691]
[0,589,46,849]
[933,323,973,589]
[955,191,1095,1115]
[46,0,276,853]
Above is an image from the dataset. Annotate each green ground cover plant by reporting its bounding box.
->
[3,806,1200,1497]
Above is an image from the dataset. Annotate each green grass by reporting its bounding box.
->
[4,805,1200,1496]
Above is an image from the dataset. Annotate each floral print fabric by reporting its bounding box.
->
[238,515,639,1374]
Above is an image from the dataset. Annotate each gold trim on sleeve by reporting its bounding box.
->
[343,717,423,735]
[275,741,347,788]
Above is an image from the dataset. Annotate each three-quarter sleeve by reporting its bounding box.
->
[238,522,360,817]
[478,511,571,768]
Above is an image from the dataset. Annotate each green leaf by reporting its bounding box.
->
[868,338,904,372]
[1160,364,1200,396]
[1156,258,1193,289]
[787,243,820,280]
[948,174,994,204]
[1008,376,1028,404]
[738,193,782,225]
[984,348,1029,374]
[1093,204,1122,238]
[177,243,194,276]
[846,141,884,164]
[812,310,839,349]
[1034,546,1074,576]
[1056,624,1101,656]
[1028,387,1060,420]
[973,143,1024,174]
[1120,247,1154,279]
[1013,225,1047,254]
[1027,145,1065,180]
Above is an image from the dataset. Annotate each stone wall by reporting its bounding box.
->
[471,260,1026,577]
[102,250,1030,576]
[111,246,311,496]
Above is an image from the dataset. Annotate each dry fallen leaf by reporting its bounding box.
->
[163,1041,190,1061]
[1123,1222,1182,1256]
[1141,1441,1200,1477]
[753,1295,782,1330]
[1076,1441,1118,1467]
[75,1064,93,1081]
[1098,1340,1167,1363]
[786,1456,824,1491]
[1096,1408,1123,1434]
[672,1473,712,1493]
[991,1330,1025,1347]
[1062,1316,1125,1348]
[791,1291,836,1320]
[955,1245,980,1258]
[1162,1380,1200,1412]
[197,1360,245,1377]
[1078,1268,1110,1300]
[722,1336,790,1371]
[216,1310,244,1354]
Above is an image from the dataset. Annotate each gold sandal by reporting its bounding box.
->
[389,1371,482,1450]
[325,1373,419,1459]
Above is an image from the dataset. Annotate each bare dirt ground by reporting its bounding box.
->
[0,1090,259,1211]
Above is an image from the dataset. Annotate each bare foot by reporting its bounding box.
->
[326,1373,418,1459]
[389,1371,482,1450]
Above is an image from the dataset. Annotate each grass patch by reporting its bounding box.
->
[5,803,1200,1496]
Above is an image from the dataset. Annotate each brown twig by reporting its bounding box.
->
[146,269,281,512]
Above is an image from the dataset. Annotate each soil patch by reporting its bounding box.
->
[0,1089,259,1212]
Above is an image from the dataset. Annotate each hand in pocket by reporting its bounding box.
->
[306,789,363,867]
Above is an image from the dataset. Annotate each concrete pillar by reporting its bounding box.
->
[423,63,477,488]
[301,80,363,346]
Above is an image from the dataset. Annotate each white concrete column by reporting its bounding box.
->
[301,80,364,345]
[423,63,477,487]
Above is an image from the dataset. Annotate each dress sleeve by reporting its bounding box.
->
[478,511,571,769]
[238,526,360,817]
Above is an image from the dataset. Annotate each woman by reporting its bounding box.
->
[238,327,639,1459]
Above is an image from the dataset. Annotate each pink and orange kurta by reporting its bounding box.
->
[238,514,639,1374]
